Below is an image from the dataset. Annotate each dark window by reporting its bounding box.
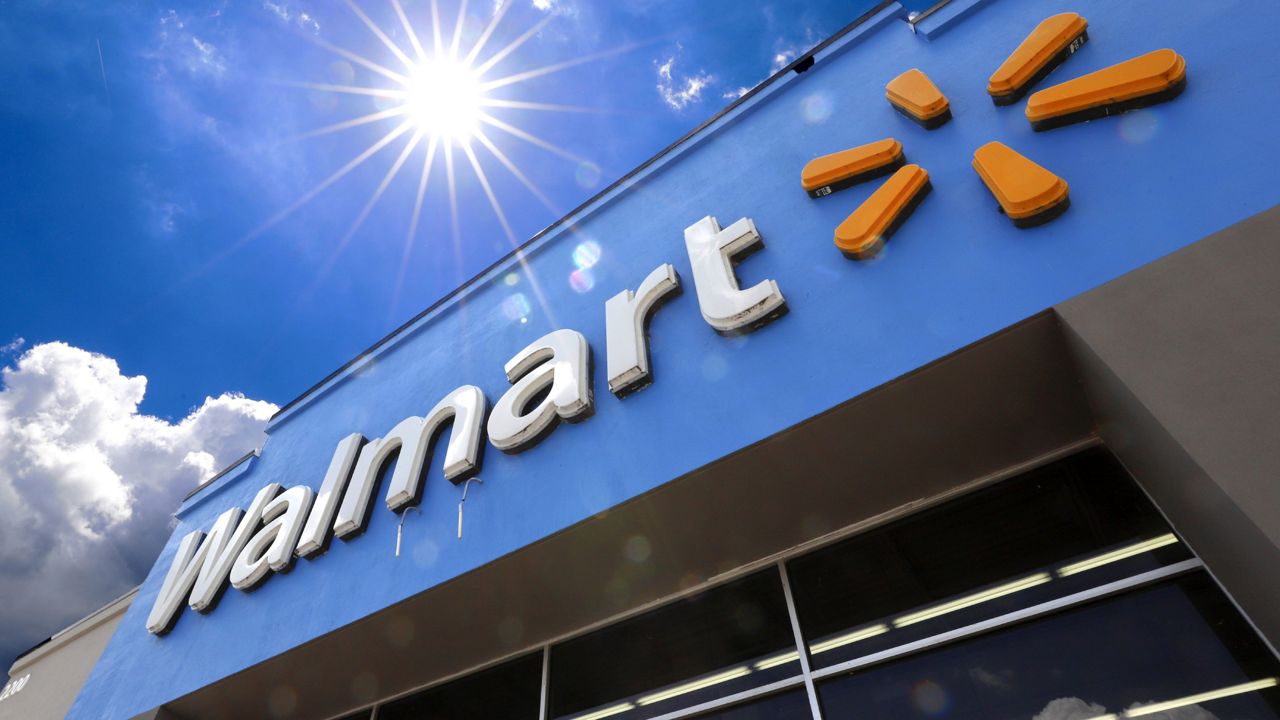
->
[786,448,1191,669]
[817,572,1280,719]
[548,568,800,720]
[377,652,542,720]
[369,449,1279,720]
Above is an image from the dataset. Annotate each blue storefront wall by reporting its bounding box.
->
[71,0,1280,717]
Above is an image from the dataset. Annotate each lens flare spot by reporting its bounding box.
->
[624,535,652,563]
[802,92,834,125]
[385,616,416,647]
[911,680,950,716]
[501,293,531,321]
[572,239,602,269]
[412,538,439,567]
[503,272,520,287]
[350,672,379,704]
[575,161,602,188]
[701,353,728,381]
[569,267,595,293]
[497,616,525,645]
[1118,109,1160,144]
[309,91,338,112]
[268,686,298,718]
[328,60,355,85]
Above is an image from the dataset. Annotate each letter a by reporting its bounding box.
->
[487,329,592,452]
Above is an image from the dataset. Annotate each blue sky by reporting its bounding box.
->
[0,0,920,423]
[0,0,937,667]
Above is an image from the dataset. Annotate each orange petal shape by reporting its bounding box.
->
[1026,48,1187,131]
[972,141,1069,227]
[886,69,952,129]
[801,138,905,198]
[834,164,931,259]
[988,12,1089,105]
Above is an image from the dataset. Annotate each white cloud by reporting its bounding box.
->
[721,37,812,101]
[1034,698,1110,720]
[134,168,189,238]
[0,337,24,357]
[190,36,223,74]
[771,49,797,73]
[262,1,320,33]
[968,666,1013,689]
[0,342,276,663]
[1034,697,1219,720]
[154,201,183,234]
[655,50,714,111]
[138,8,320,225]
[526,0,580,21]
[156,9,226,78]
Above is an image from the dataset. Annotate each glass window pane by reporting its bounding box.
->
[817,572,1280,720]
[377,652,542,720]
[548,568,801,720]
[787,448,1192,669]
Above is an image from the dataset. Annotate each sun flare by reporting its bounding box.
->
[402,57,484,141]
[252,1,638,322]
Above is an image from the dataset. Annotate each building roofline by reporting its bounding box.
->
[182,450,258,502]
[10,587,138,672]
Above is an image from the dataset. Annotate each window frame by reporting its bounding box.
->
[317,443,1270,720]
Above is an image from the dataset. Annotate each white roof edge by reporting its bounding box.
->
[10,587,138,673]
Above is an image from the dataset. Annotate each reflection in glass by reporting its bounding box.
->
[817,573,1280,720]
[788,449,1194,670]
[689,689,813,720]
[1057,533,1179,577]
[891,573,1052,629]
[1110,678,1279,719]
[548,568,800,720]
[809,624,889,656]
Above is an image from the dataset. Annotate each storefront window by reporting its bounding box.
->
[689,689,813,719]
[548,568,800,720]
[785,448,1192,671]
[376,651,542,720]
[361,450,1277,720]
[816,573,1280,719]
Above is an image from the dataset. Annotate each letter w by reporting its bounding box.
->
[145,484,279,634]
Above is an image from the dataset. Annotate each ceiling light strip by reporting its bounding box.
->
[893,573,1053,628]
[1057,534,1179,577]
[571,701,636,720]
[1126,677,1278,717]
[636,666,752,706]
[809,623,891,655]
[752,650,800,670]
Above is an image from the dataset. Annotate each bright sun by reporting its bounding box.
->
[402,57,485,141]
[266,0,631,314]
